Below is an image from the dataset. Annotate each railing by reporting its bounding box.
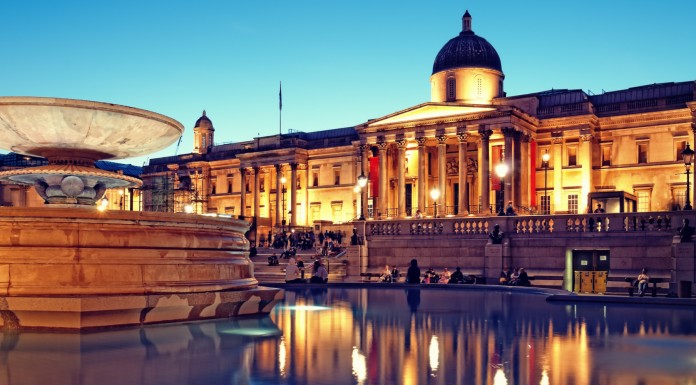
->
[366,211,688,238]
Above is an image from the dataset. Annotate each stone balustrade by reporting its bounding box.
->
[367,212,683,239]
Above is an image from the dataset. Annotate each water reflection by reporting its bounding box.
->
[266,287,696,385]
[0,287,695,385]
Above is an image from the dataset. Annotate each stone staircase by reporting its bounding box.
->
[251,247,348,284]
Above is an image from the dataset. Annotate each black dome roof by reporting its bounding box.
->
[194,110,214,129]
[432,12,502,74]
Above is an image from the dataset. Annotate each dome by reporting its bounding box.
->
[432,11,502,74]
[194,110,214,130]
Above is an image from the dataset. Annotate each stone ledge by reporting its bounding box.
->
[0,286,283,331]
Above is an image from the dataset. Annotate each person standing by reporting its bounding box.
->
[406,259,421,284]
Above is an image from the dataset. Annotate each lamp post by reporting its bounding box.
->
[430,187,441,218]
[542,150,551,214]
[495,162,509,216]
[357,173,368,220]
[280,176,287,230]
[683,143,694,210]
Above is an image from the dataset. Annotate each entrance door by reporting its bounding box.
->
[405,183,413,216]
[453,183,459,215]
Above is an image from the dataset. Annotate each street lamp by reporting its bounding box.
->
[357,173,368,220]
[280,176,287,230]
[97,197,108,212]
[542,150,551,214]
[682,143,694,210]
[495,161,509,216]
[430,187,441,218]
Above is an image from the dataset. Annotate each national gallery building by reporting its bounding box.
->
[140,12,696,232]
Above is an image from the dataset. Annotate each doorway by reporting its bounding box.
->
[405,183,413,216]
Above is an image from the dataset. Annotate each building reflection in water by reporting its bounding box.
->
[261,287,696,385]
[0,287,694,385]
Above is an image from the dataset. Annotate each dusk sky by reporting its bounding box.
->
[2,1,695,166]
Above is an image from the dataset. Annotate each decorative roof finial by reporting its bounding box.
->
[462,10,472,33]
[202,110,206,116]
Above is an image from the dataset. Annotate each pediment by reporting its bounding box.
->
[366,103,495,128]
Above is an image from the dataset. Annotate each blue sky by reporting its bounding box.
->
[2,1,695,166]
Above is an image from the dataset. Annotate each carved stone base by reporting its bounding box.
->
[0,286,283,330]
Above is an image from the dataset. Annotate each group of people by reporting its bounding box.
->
[396,260,476,284]
[499,267,531,286]
[285,257,328,284]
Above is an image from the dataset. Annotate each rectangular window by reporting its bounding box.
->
[568,194,578,214]
[224,206,235,215]
[312,171,319,187]
[227,174,233,193]
[331,202,343,223]
[310,203,321,224]
[245,176,250,193]
[637,142,648,164]
[636,190,651,212]
[567,147,577,166]
[334,169,340,185]
[601,146,611,167]
[674,189,686,211]
[675,140,687,162]
[211,182,216,195]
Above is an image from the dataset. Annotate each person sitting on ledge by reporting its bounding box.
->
[448,267,465,284]
[310,260,329,283]
[381,264,393,282]
[268,253,279,266]
[635,268,650,296]
[285,258,304,283]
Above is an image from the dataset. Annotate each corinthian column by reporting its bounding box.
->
[552,135,564,212]
[253,166,260,221]
[416,136,426,214]
[275,164,282,226]
[501,127,515,207]
[290,163,298,227]
[437,135,447,215]
[396,138,407,218]
[457,132,469,216]
[377,141,388,219]
[479,127,493,214]
[239,168,247,219]
[360,144,369,220]
[580,133,593,213]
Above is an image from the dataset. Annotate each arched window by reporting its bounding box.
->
[447,78,456,101]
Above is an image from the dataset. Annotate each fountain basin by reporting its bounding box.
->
[0,207,281,330]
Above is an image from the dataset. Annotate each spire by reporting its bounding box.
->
[462,10,472,33]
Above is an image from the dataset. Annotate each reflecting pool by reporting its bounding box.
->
[1,286,696,385]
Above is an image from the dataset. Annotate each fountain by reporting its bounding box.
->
[0,97,281,330]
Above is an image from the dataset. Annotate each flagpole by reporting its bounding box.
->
[279,81,282,136]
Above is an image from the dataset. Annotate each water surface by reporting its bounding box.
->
[1,286,695,385]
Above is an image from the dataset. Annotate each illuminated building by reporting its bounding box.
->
[142,11,696,228]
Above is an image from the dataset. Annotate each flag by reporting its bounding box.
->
[279,81,282,111]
